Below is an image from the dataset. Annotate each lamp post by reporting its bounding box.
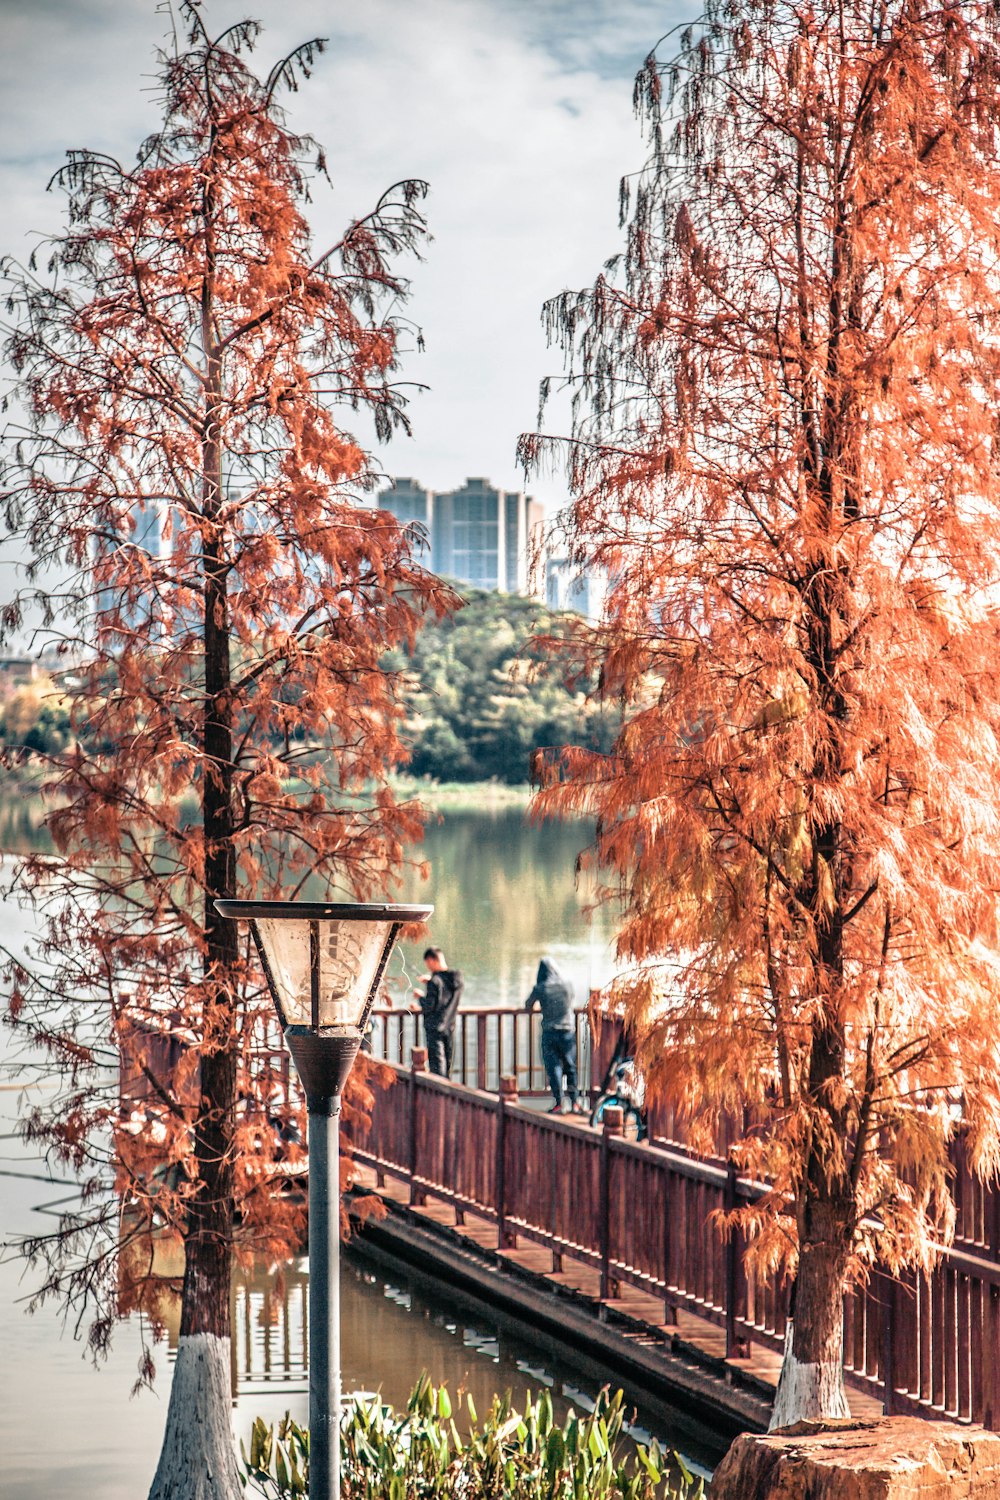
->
[215,898,433,1500]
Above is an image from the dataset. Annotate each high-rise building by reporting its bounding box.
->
[544,555,606,622]
[378,477,543,594]
[376,477,433,539]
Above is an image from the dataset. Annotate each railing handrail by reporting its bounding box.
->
[365,1001,597,1099]
[369,1003,591,1016]
[376,1056,739,1189]
[397,1067,497,1105]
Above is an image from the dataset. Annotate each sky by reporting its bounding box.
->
[0,0,696,517]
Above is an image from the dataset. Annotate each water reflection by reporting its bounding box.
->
[0,795,609,1076]
[395,809,618,1008]
[232,1248,718,1479]
[235,1251,596,1423]
[0,801,620,1007]
[0,793,52,854]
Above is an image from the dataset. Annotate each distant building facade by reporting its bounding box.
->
[378,477,433,533]
[544,556,606,622]
[0,657,40,703]
[97,499,164,637]
[379,477,543,595]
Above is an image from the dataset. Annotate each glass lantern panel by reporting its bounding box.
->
[317,919,388,1028]
[255,916,391,1029]
[255,918,312,1027]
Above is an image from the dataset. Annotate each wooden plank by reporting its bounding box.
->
[932,1266,946,1410]
[960,1273,972,1422]
[945,1268,958,1416]
[972,1278,985,1424]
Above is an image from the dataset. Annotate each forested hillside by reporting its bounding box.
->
[391,589,615,784]
[0,591,612,786]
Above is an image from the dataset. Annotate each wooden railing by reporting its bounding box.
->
[126,1004,600,1108]
[353,1052,1000,1431]
[367,1006,594,1097]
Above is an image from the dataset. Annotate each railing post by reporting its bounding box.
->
[588,988,603,1108]
[575,1010,582,1100]
[477,1013,488,1092]
[662,1172,677,1327]
[600,1105,623,1303]
[879,1268,895,1415]
[497,1075,518,1250]
[409,1046,427,1206]
[724,1152,750,1359]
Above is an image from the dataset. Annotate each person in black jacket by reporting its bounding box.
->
[412,946,464,1077]
[525,957,581,1113]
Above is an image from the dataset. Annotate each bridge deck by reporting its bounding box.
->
[349,1051,1000,1429]
[354,1160,885,1421]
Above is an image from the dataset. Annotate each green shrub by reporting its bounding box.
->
[241,1376,703,1498]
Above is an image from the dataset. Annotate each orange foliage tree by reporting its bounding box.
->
[524,0,1000,1425]
[0,8,448,1496]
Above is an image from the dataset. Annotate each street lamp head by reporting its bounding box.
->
[214,898,433,1106]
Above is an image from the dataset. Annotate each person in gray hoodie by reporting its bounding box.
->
[525,957,581,1113]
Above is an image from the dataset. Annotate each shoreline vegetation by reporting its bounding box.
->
[0,590,614,801]
[389,776,533,812]
[0,774,537,856]
[242,1379,700,1499]
[0,583,615,849]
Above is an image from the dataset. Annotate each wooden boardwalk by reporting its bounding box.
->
[346,1048,1000,1431]
[353,1160,884,1423]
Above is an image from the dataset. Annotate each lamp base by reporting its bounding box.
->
[284,1027,361,1112]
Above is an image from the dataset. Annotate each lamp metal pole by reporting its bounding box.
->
[213,901,432,1500]
[308,1091,342,1500]
[281,1028,360,1500]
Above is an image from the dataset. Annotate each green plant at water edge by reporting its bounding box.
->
[241,1377,703,1498]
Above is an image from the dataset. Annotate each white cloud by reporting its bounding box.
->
[0,0,696,516]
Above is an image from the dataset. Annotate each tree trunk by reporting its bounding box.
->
[770,1205,851,1430]
[146,1021,240,1499]
[146,1330,238,1500]
[148,601,241,1496]
[770,978,852,1431]
[149,255,242,1499]
[770,748,853,1432]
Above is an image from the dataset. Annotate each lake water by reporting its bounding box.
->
[395,805,621,1005]
[0,803,714,1497]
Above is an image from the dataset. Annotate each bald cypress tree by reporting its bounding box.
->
[526,0,1000,1425]
[2,7,446,1494]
